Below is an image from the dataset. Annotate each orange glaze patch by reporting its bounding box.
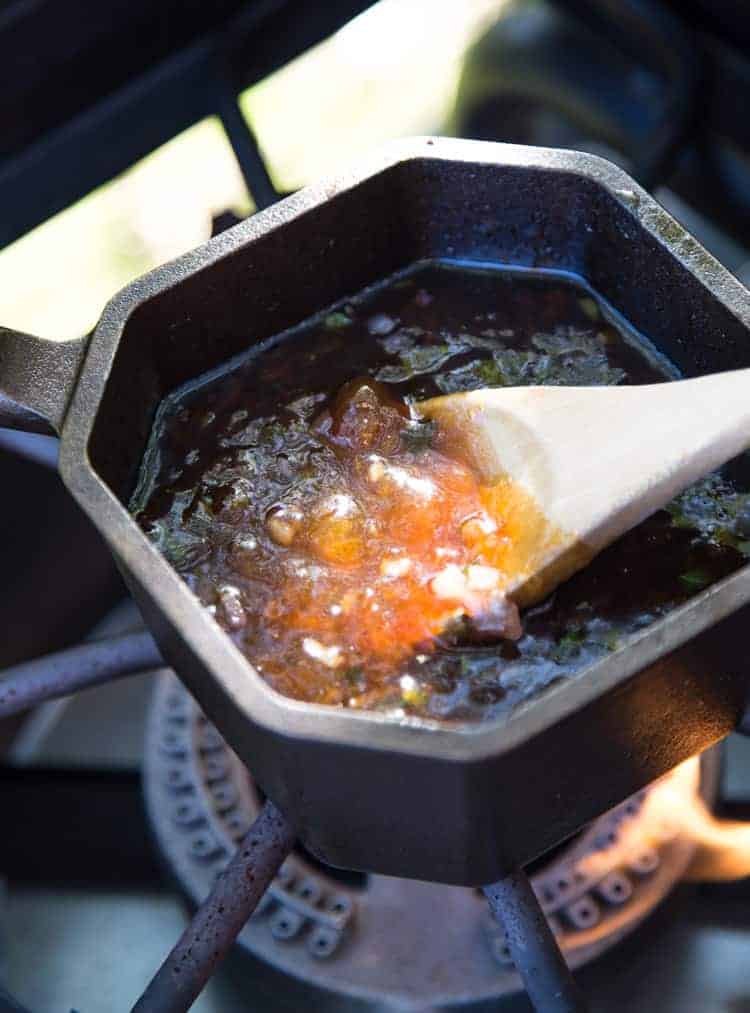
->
[248,379,522,706]
[425,397,577,608]
[477,478,578,606]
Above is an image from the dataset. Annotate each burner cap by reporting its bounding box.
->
[144,672,718,1010]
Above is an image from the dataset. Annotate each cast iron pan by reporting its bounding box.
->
[1,138,749,884]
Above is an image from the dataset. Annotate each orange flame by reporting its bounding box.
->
[579,757,750,884]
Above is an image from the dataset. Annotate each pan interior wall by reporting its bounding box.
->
[87,157,750,503]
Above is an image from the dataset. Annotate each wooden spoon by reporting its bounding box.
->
[419,369,750,608]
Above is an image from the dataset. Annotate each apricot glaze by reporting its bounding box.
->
[134,264,747,719]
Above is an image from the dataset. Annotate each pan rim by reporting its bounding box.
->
[57,135,750,762]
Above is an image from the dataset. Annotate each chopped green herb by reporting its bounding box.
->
[159,531,211,572]
[735,507,750,538]
[402,682,429,708]
[400,419,437,452]
[343,666,364,687]
[459,656,473,677]
[578,296,600,321]
[376,343,457,382]
[532,328,603,357]
[605,631,620,652]
[714,527,741,548]
[679,569,712,591]
[324,311,352,330]
[552,628,586,664]
[258,421,285,447]
[668,476,745,541]
[436,329,625,393]
[668,510,697,530]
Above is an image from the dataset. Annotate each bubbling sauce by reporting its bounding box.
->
[243,377,526,704]
[133,263,750,721]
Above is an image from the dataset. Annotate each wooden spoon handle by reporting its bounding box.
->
[421,368,750,603]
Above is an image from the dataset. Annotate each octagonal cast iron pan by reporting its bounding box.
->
[2,138,750,887]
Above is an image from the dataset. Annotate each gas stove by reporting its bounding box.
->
[4,618,750,1012]
[4,2,750,1011]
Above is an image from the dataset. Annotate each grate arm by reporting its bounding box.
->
[484,868,588,1013]
[132,799,295,1013]
[217,89,279,212]
[0,630,163,718]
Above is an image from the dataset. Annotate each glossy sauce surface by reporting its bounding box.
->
[134,263,750,721]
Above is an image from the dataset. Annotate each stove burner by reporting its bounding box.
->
[144,673,719,1010]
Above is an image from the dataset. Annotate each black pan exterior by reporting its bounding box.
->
[56,139,750,884]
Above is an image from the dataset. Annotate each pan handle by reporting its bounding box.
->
[0,327,88,436]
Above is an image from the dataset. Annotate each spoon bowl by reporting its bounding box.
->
[420,368,750,605]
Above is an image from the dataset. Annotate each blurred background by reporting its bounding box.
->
[4,0,750,344]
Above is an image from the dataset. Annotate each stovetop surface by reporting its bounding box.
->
[5,643,750,1012]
